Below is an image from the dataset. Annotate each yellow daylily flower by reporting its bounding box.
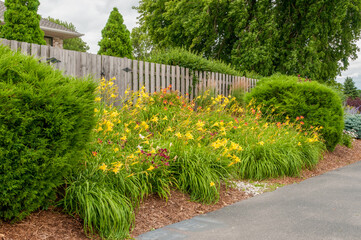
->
[166,126,173,132]
[99,163,107,171]
[185,132,194,140]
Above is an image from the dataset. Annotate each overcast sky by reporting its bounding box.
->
[38,0,361,89]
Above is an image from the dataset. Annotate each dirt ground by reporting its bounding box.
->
[1,140,360,240]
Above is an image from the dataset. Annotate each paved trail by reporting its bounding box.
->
[138,161,361,240]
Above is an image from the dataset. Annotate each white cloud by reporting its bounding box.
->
[38,0,140,54]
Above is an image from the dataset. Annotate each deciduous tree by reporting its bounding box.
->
[136,0,361,83]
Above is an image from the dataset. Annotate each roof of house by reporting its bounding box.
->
[0,1,83,39]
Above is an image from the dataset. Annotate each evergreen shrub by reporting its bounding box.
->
[0,45,96,221]
[344,114,361,139]
[245,74,344,151]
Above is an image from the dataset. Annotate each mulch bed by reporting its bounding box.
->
[1,140,360,240]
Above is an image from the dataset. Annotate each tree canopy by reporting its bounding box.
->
[136,0,361,83]
[98,7,132,58]
[46,17,89,52]
[131,26,153,60]
[0,0,46,45]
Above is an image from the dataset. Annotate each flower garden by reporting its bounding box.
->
[0,45,353,240]
[60,77,327,239]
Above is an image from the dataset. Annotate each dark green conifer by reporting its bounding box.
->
[1,0,46,45]
[98,7,132,58]
[344,77,359,99]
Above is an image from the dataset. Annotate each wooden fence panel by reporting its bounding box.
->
[156,63,161,92]
[125,58,133,92]
[176,66,180,92]
[185,68,190,99]
[10,40,18,51]
[133,59,139,92]
[150,62,155,94]
[20,42,30,55]
[40,45,49,63]
[139,61,144,90]
[171,66,176,90]
[114,57,122,95]
[180,67,185,95]
[145,61,150,93]
[161,64,166,90]
[30,43,40,58]
[0,38,10,47]
[166,65,171,88]
[0,38,258,98]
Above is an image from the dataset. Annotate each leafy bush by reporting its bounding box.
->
[62,179,134,239]
[61,78,325,237]
[346,97,361,112]
[340,131,353,148]
[0,45,96,221]
[245,74,344,151]
[344,114,361,139]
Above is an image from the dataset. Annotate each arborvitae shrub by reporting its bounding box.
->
[0,45,96,221]
[245,74,344,151]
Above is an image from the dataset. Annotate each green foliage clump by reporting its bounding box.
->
[148,48,242,76]
[98,7,133,58]
[62,179,134,239]
[46,17,90,52]
[344,114,361,139]
[131,26,152,60]
[1,0,46,45]
[245,74,344,151]
[340,132,353,148]
[0,45,96,221]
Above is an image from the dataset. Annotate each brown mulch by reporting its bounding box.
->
[1,140,361,240]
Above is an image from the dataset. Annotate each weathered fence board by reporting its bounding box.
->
[0,38,257,100]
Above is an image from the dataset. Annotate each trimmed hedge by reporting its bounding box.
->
[245,74,344,151]
[0,44,97,221]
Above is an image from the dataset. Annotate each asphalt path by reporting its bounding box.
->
[138,161,361,240]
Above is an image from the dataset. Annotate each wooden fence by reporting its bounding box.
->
[0,38,257,99]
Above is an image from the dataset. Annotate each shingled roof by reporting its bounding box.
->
[0,1,83,39]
